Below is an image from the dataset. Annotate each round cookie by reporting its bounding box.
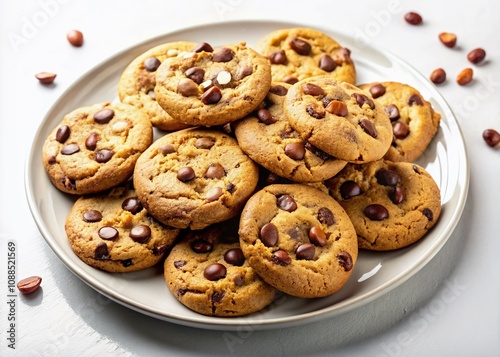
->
[325,160,441,251]
[358,81,441,162]
[42,102,153,195]
[65,185,180,272]
[238,184,358,298]
[284,76,393,163]
[133,128,259,230]
[154,42,272,127]
[234,82,347,183]
[118,41,197,131]
[257,27,356,85]
[164,219,278,317]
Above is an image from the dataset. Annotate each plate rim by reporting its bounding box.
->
[24,19,470,330]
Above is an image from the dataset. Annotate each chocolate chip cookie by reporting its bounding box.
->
[234,82,347,183]
[257,27,356,85]
[118,41,196,131]
[164,219,278,316]
[239,184,358,298]
[284,76,393,163]
[325,160,441,251]
[358,81,441,162]
[133,128,259,230]
[154,42,272,127]
[42,102,153,195]
[65,185,180,272]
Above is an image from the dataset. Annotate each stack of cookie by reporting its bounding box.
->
[41,27,442,317]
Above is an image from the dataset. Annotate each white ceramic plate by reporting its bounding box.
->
[25,20,469,330]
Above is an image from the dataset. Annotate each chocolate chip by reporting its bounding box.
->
[295,243,315,260]
[413,165,421,174]
[129,225,151,243]
[384,104,400,121]
[177,78,199,97]
[85,132,99,150]
[93,109,114,124]
[302,83,324,96]
[408,94,423,106]
[309,226,327,247]
[48,155,56,165]
[325,100,348,117]
[212,47,234,62]
[144,57,161,72]
[260,223,278,247]
[359,119,378,138]
[393,121,410,139]
[467,48,486,64]
[376,169,400,187]
[153,244,168,256]
[122,197,143,214]
[205,163,225,179]
[61,144,80,155]
[195,137,215,149]
[271,250,291,266]
[234,275,244,286]
[369,83,386,98]
[283,76,298,85]
[404,11,423,25]
[304,142,332,160]
[317,207,335,226]
[177,167,195,182]
[430,68,447,84]
[483,129,500,147]
[121,259,132,268]
[226,182,236,194]
[191,239,213,253]
[56,125,70,143]
[285,142,305,160]
[236,65,253,80]
[290,37,311,55]
[204,263,226,281]
[158,144,175,155]
[319,54,336,72]
[224,248,245,266]
[95,149,114,163]
[338,251,353,271]
[277,194,297,212]
[98,226,119,240]
[174,260,186,269]
[193,42,213,53]
[205,187,223,202]
[269,85,288,96]
[257,108,276,125]
[185,67,205,84]
[94,242,110,260]
[268,50,287,64]
[363,204,389,220]
[353,93,375,109]
[423,208,434,221]
[83,210,102,222]
[201,86,222,104]
[340,180,362,199]
[390,186,405,204]
[212,291,225,303]
[306,103,325,119]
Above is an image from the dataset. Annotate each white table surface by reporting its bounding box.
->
[1,0,499,356]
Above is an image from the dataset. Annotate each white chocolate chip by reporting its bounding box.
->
[167,49,180,57]
[179,51,195,59]
[112,121,129,133]
[200,79,212,90]
[216,70,231,85]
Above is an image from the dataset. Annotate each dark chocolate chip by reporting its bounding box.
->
[85,132,99,150]
[204,263,226,281]
[283,76,298,85]
[306,104,325,119]
[408,94,423,106]
[268,50,287,64]
[376,169,400,187]
[369,83,386,98]
[269,85,288,96]
[174,260,186,269]
[257,108,276,125]
[260,223,278,247]
[271,250,291,266]
[144,57,161,72]
[317,207,335,226]
[304,142,332,160]
[94,242,110,260]
[95,149,114,163]
[319,54,336,72]
[158,144,175,155]
[413,165,421,174]
[284,142,305,160]
[201,86,222,104]
[277,194,297,212]
[191,239,213,253]
[205,163,225,179]
[83,210,102,222]
[392,121,410,139]
[302,83,324,96]
[212,47,234,62]
[121,259,132,267]
[423,208,434,221]
[339,180,362,199]
[195,137,215,149]
[129,225,151,243]
[363,204,389,220]
[56,125,70,143]
[61,144,80,155]
[212,291,225,303]
[385,104,400,121]
[309,226,327,247]
[185,67,205,84]
[193,42,213,53]
[153,244,168,256]
[177,167,195,182]
[226,182,236,194]
[93,109,114,124]
[290,37,311,55]
[236,65,253,80]
[359,119,378,138]
[296,243,315,260]
[224,248,245,266]
[353,93,375,109]
[338,251,353,271]
[390,186,405,204]
[98,226,119,240]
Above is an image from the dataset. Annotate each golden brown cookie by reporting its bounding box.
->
[65,185,180,272]
[42,102,153,195]
[358,81,441,162]
[164,219,278,316]
[239,184,358,298]
[154,42,272,127]
[325,160,441,251]
[284,76,392,163]
[118,41,197,131]
[133,128,259,230]
[257,27,356,85]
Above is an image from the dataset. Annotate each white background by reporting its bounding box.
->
[1,0,499,356]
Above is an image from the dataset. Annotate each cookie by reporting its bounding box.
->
[118,41,197,131]
[234,82,347,183]
[42,102,153,195]
[164,219,278,316]
[238,184,358,298]
[358,81,441,162]
[154,42,272,127]
[133,128,259,230]
[65,185,180,272]
[325,160,441,251]
[257,27,356,85]
[284,76,393,163]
